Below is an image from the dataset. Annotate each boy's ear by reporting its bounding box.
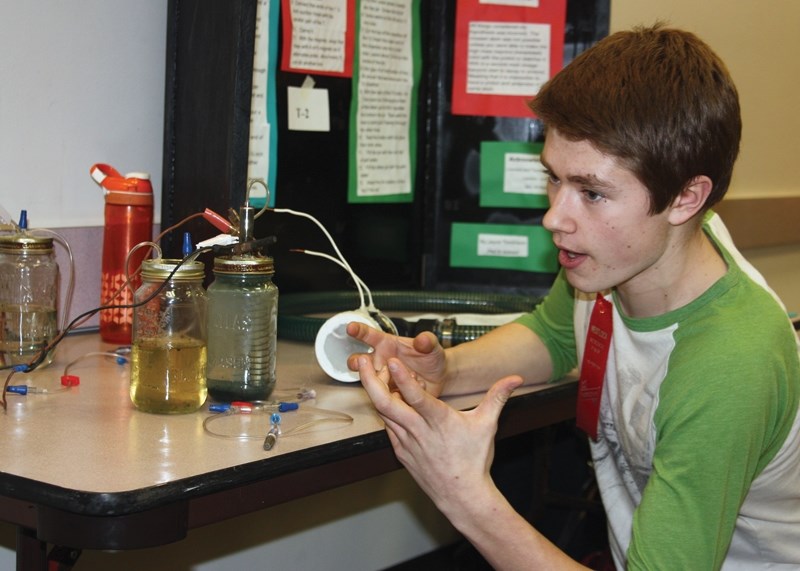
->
[668,175,713,225]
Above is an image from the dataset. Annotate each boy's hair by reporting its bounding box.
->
[529,24,741,214]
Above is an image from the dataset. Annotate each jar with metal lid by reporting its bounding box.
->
[206,255,278,402]
[0,232,59,368]
[130,258,207,414]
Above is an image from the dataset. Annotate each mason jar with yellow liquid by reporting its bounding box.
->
[130,258,207,414]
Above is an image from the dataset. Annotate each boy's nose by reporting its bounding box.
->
[542,190,575,234]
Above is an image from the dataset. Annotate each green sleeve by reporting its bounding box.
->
[627,316,798,570]
[514,270,578,380]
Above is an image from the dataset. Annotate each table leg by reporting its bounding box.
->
[16,526,46,571]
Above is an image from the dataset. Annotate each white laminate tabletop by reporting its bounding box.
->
[0,331,564,515]
[0,333,383,496]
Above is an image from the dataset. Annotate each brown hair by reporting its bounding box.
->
[529,24,741,214]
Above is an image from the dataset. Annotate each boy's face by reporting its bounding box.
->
[541,129,674,297]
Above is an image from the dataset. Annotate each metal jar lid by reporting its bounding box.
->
[213,255,274,275]
[140,258,206,281]
[0,233,54,254]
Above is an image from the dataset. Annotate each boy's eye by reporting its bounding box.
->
[583,189,605,202]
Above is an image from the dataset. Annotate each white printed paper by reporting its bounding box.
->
[467,21,550,96]
[477,233,530,257]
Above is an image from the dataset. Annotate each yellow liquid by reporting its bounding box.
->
[130,336,208,414]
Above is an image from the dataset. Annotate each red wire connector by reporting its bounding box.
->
[202,209,236,233]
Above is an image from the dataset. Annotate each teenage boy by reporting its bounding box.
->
[348,25,800,570]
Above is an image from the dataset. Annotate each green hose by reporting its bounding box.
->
[278,290,543,346]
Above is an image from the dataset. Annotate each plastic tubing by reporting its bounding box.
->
[277,290,543,346]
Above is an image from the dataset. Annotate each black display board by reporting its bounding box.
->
[161,0,609,295]
[161,0,256,266]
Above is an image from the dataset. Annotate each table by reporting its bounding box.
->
[0,332,577,570]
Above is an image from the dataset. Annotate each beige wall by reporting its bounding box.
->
[743,244,800,316]
[610,2,800,314]
[610,1,800,199]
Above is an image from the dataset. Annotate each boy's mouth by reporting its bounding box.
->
[559,248,587,268]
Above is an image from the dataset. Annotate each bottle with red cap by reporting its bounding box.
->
[90,164,154,344]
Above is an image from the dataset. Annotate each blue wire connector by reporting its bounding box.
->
[182,232,193,257]
[6,385,30,395]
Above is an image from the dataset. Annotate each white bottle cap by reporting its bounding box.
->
[314,310,378,382]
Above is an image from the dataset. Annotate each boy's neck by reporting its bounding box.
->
[615,227,727,318]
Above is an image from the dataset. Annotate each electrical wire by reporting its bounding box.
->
[0,247,211,410]
[246,179,372,313]
[272,206,368,311]
[2,202,254,410]
[70,209,217,330]
[246,180,397,334]
[291,248,377,311]
[3,351,130,399]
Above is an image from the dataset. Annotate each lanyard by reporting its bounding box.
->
[576,293,613,440]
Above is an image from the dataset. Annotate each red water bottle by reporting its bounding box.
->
[90,164,154,344]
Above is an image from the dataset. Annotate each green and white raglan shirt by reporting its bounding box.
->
[516,212,800,570]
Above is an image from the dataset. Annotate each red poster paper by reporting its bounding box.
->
[280,0,356,78]
[452,0,567,118]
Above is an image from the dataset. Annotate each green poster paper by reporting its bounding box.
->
[450,222,558,273]
[347,1,421,204]
[479,141,549,209]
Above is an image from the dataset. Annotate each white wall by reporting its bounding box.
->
[0,1,165,228]
[0,1,169,327]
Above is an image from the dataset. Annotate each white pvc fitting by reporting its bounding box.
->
[314,310,378,382]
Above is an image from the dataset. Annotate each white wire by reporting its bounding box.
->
[273,208,367,310]
[295,249,376,310]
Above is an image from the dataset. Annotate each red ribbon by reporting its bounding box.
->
[576,293,613,440]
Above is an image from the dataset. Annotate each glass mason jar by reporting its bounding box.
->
[206,255,278,402]
[130,258,208,414]
[0,233,59,368]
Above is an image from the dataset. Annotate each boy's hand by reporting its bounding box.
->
[346,321,448,397]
